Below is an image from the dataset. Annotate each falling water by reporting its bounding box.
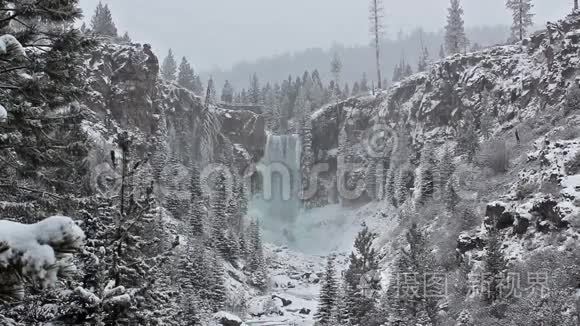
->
[249,134,302,243]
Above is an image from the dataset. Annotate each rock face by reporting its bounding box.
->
[219,108,266,159]
[83,42,266,168]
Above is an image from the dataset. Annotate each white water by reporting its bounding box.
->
[248,134,365,255]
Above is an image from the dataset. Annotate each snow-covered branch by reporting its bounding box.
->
[0,216,85,300]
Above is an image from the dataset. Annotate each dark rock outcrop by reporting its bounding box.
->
[484,204,515,230]
[272,295,292,307]
[531,200,569,231]
[457,232,485,253]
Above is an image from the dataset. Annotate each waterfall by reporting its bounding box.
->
[258,134,302,222]
[248,134,302,245]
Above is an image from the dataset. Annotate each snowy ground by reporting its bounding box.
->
[241,201,395,325]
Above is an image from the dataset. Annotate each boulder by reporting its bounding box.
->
[457,232,485,253]
[299,308,311,315]
[531,200,569,230]
[513,214,530,235]
[272,295,292,307]
[213,311,243,326]
[484,204,515,230]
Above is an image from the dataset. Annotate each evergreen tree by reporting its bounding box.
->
[361,73,370,93]
[177,57,196,91]
[344,224,380,324]
[161,49,178,82]
[248,73,261,105]
[90,1,118,37]
[316,255,339,325]
[388,223,439,324]
[443,178,460,212]
[193,75,204,96]
[506,0,534,41]
[438,147,455,191]
[418,45,430,72]
[221,80,234,103]
[343,83,350,100]
[445,0,468,54]
[416,145,437,205]
[301,118,314,203]
[248,220,268,290]
[385,167,396,206]
[483,226,508,304]
[0,0,92,203]
[331,52,343,102]
[457,109,479,162]
[189,163,205,237]
[395,164,415,206]
[207,252,227,310]
[205,76,217,105]
[120,31,131,43]
[211,173,236,261]
[352,81,361,96]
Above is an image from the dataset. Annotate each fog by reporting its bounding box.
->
[79,0,570,70]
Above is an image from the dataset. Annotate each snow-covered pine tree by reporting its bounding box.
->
[389,223,439,323]
[247,220,268,290]
[301,117,315,204]
[418,45,430,72]
[438,147,455,192]
[361,73,370,93]
[205,76,217,106]
[344,224,380,324]
[385,167,396,206]
[332,281,352,325]
[439,44,446,58]
[483,226,508,304]
[120,31,131,43]
[352,81,361,96]
[193,75,204,96]
[416,145,437,205]
[506,0,534,41]
[107,132,181,325]
[331,52,343,102]
[457,109,479,162]
[90,1,118,37]
[445,0,468,54]
[221,80,235,103]
[248,73,261,105]
[443,178,460,212]
[177,57,196,91]
[207,253,227,311]
[165,155,190,219]
[189,163,206,237]
[161,49,178,81]
[395,164,415,207]
[211,172,237,261]
[0,0,92,206]
[315,255,339,325]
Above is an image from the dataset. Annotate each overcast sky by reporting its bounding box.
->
[79,0,571,71]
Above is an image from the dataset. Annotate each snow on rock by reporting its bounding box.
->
[0,104,6,122]
[213,311,244,326]
[0,216,85,289]
[0,34,26,60]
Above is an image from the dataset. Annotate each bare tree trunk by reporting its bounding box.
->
[576,0,579,11]
[371,0,383,90]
